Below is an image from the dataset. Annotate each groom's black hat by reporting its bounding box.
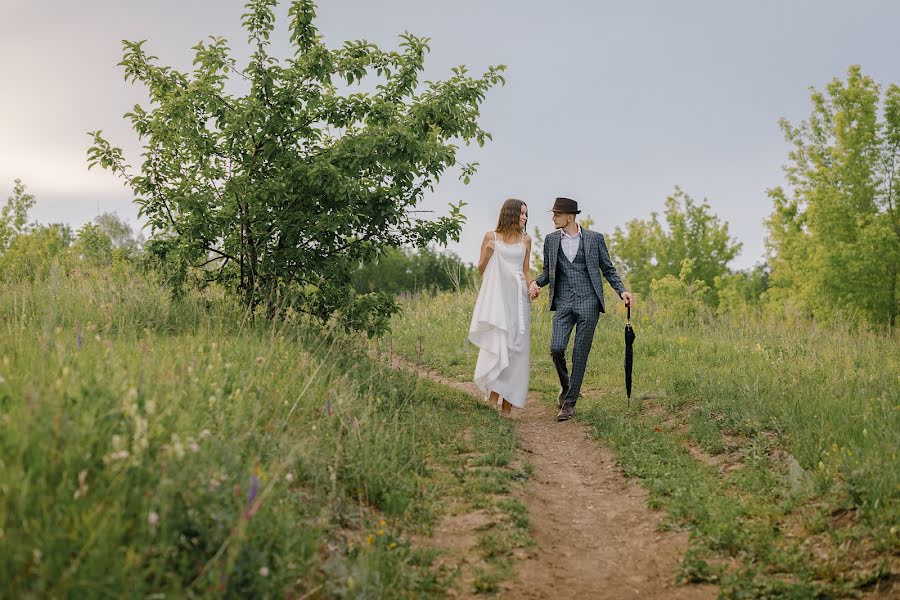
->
[550,197,580,214]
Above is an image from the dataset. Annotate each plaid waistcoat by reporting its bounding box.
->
[554,235,593,302]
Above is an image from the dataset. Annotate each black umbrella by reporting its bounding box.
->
[625,305,636,406]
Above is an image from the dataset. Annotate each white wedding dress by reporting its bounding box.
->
[468,233,530,408]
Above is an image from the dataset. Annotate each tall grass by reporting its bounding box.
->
[0,262,519,597]
[390,288,899,595]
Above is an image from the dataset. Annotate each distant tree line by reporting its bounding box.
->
[595,66,897,327]
[0,180,143,280]
[5,61,896,328]
[352,246,476,295]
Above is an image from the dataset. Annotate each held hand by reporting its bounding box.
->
[529,281,541,299]
[621,291,634,308]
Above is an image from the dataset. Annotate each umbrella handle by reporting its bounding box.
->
[627,305,631,323]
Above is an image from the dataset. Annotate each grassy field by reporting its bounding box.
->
[0,262,530,598]
[390,287,899,597]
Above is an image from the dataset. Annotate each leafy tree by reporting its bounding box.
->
[0,224,74,281]
[88,0,505,335]
[649,258,711,325]
[1,179,35,252]
[94,212,144,254]
[579,214,595,231]
[766,66,900,325]
[714,263,770,317]
[73,223,114,266]
[0,180,74,280]
[531,226,544,273]
[609,187,741,304]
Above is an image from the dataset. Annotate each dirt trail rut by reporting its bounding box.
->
[404,361,717,600]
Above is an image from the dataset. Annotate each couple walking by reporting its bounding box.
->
[468,197,634,421]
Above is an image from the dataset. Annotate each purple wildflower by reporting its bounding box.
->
[244,466,261,519]
[246,474,259,507]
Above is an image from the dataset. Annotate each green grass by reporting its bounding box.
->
[389,288,899,598]
[0,263,529,598]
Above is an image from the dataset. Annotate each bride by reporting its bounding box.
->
[468,199,533,416]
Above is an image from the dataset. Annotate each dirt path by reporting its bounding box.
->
[400,360,717,600]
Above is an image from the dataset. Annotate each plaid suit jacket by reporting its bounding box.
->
[534,228,626,313]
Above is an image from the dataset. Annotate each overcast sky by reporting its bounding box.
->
[2,0,899,269]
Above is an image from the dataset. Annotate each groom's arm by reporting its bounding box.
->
[597,233,626,297]
[534,235,550,287]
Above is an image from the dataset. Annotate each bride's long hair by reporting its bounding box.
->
[495,198,527,236]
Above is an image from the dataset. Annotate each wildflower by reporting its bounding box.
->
[73,469,89,500]
[33,549,42,564]
[209,477,221,489]
[148,511,160,527]
[366,534,375,545]
[188,438,200,453]
[199,429,211,439]
[376,529,384,536]
[247,475,259,505]
[285,472,295,483]
[379,519,386,527]
[259,566,269,577]
[170,434,185,459]
[244,466,261,518]
[388,542,397,550]
[104,450,130,463]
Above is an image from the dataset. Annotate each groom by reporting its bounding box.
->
[529,198,633,421]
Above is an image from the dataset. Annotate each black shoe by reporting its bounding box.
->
[556,405,575,421]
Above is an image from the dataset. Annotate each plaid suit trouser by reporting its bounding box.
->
[550,292,600,407]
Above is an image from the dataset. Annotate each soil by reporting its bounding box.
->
[398,359,718,599]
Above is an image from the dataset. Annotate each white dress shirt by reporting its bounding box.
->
[560,225,582,262]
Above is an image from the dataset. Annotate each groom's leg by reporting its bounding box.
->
[550,303,576,393]
[563,300,600,407]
